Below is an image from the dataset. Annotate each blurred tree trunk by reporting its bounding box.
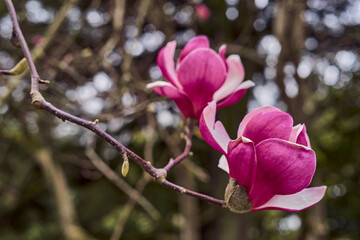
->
[175,165,200,240]
[273,1,328,239]
[273,0,305,122]
[35,148,92,240]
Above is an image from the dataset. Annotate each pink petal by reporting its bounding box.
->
[177,49,227,118]
[147,81,195,118]
[218,155,229,173]
[226,137,257,192]
[289,124,302,143]
[199,101,231,154]
[217,80,255,109]
[213,55,245,102]
[297,124,311,147]
[194,4,211,20]
[289,124,311,147]
[252,186,327,212]
[237,106,281,138]
[157,41,182,88]
[179,35,210,62]
[249,139,316,208]
[218,44,228,70]
[242,111,294,145]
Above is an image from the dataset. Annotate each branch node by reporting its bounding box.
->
[154,169,167,183]
[92,119,99,125]
[31,91,45,109]
[10,30,20,48]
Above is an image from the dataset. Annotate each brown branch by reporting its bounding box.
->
[156,120,209,182]
[163,120,194,171]
[5,0,40,95]
[0,0,79,107]
[4,0,226,207]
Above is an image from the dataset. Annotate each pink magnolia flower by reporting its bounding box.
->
[195,4,211,20]
[200,101,326,213]
[147,36,254,119]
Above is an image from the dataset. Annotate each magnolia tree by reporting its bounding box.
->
[0,0,338,239]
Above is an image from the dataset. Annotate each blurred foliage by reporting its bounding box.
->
[0,0,359,239]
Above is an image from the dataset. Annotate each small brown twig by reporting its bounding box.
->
[163,120,194,172]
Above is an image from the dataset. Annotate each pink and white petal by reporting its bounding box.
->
[296,124,311,147]
[216,80,255,109]
[226,137,257,192]
[252,186,327,212]
[218,155,229,173]
[289,124,311,147]
[218,44,228,70]
[199,101,231,154]
[217,89,246,109]
[249,139,316,208]
[289,124,303,143]
[237,106,281,137]
[242,111,294,145]
[213,55,245,101]
[178,35,210,62]
[157,41,182,88]
[147,81,195,118]
[177,49,227,117]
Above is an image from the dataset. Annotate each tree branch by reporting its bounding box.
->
[163,120,193,171]
[5,0,40,95]
[4,0,226,208]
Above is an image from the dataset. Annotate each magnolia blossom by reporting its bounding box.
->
[195,4,211,20]
[147,36,254,119]
[200,101,326,212]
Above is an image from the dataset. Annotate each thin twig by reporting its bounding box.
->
[5,0,40,95]
[156,120,209,182]
[41,101,165,179]
[85,146,160,220]
[4,0,226,207]
[163,120,193,171]
[0,0,78,107]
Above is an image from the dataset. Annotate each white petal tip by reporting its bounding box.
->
[146,81,169,89]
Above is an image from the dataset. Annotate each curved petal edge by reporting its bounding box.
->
[199,101,230,154]
[252,186,327,212]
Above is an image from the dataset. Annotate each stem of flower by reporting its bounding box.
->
[163,120,193,172]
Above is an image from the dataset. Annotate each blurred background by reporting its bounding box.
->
[0,0,359,239]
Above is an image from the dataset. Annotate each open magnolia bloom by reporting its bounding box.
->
[147,35,254,119]
[200,101,327,213]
